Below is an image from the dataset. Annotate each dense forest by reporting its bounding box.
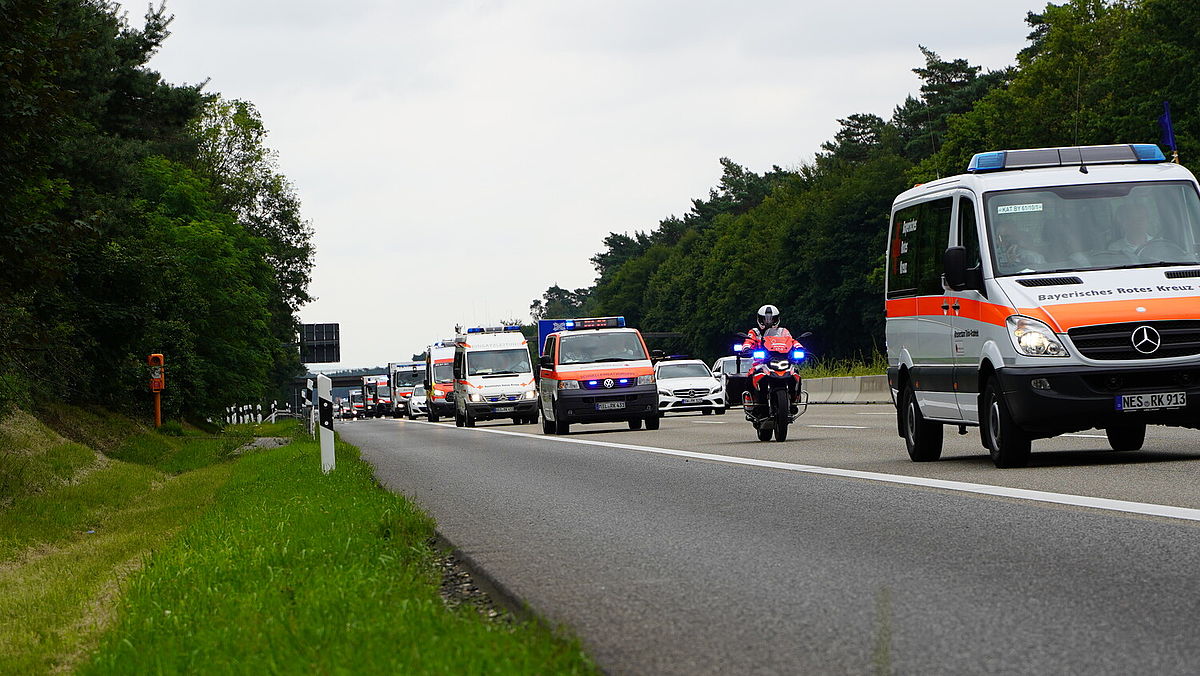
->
[531,0,1200,362]
[0,1,313,418]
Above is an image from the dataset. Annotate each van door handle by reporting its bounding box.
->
[952,302,961,313]
[940,301,951,311]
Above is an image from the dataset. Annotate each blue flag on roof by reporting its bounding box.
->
[1159,100,1177,152]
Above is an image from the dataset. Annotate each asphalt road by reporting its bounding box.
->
[342,406,1200,675]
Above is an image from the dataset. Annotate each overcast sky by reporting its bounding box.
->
[128,0,1044,368]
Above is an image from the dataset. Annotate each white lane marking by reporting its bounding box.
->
[402,420,1200,523]
[807,425,869,429]
[694,421,727,424]
[1064,434,1107,439]
[856,412,894,415]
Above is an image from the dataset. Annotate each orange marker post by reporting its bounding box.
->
[148,354,165,428]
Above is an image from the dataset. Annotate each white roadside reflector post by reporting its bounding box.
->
[317,374,334,473]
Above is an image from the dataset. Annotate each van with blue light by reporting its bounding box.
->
[886,143,1200,468]
[537,317,659,435]
[423,339,457,422]
[451,326,538,427]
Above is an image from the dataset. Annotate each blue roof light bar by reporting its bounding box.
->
[967,144,1168,173]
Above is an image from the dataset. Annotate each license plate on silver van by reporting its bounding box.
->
[1115,392,1186,411]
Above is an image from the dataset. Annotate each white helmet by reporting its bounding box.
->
[756,304,780,331]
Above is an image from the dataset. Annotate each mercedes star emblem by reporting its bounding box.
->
[1131,325,1162,354]
[603,378,615,388]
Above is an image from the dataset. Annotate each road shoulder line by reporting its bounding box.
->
[399,420,1200,523]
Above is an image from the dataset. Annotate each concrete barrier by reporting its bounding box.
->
[804,374,891,404]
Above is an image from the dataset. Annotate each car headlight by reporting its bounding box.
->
[433,390,445,398]
[557,380,579,390]
[710,386,722,394]
[1007,316,1068,357]
[468,393,482,402]
[658,390,669,397]
[522,389,537,400]
[637,374,655,385]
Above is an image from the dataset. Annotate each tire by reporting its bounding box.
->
[898,382,943,461]
[982,381,1031,468]
[702,408,712,416]
[554,419,570,435]
[628,418,643,430]
[756,426,773,442]
[428,412,440,423]
[464,409,476,428]
[714,407,725,415]
[542,415,555,435]
[773,389,790,442]
[407,411,417,421]
[511,416,521,425]
[645,415,660,430]
[1106,423,1146,451]
[454,409,464,427]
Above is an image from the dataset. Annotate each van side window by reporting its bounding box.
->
[887,203,921,298]
[917,198,952,295]
[453,351,464,379]
[958,197,982,268]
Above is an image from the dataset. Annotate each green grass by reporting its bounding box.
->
[800,352,888,378]
[0,409,97,505]
[85,437,596,674]
[0,462,233,673]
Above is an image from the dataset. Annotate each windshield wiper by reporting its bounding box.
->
[590,357,638,363]
[481,371,527,377]
[1098,261,1196,271]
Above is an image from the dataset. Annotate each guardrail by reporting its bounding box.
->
[803,375,891,404]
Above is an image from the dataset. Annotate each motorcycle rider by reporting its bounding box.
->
[740,304,805,413]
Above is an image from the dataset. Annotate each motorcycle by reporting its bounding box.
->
[734,329,811,442]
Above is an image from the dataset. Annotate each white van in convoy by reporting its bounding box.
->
[886,144,1200,467]
[423,340,456,422]
[452,326,538,427]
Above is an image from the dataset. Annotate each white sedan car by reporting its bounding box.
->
[655,359,725,416]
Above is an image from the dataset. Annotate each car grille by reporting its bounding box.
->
[485,393,522,402]
[1068,320,1200,360]
[672,388,710,398]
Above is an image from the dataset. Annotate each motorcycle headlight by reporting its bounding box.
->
[557,380,579,390]
[637,374,655,385]
[1007,316,1069,357]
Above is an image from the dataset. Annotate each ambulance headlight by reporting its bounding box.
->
[522,389,537,400]
[637,374,655,385]
[1007,316,1068,357]
[557,380,579,390]
[468,393,483,402]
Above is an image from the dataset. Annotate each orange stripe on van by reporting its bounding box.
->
[539,366,654,381]
[886,295,1200,332]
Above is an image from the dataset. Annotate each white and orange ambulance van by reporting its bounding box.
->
[537,317,659,435]
[886,144,1200,468]
[451,325,538,427]
[423,339,456,422]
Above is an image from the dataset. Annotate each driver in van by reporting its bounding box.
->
[1108,203,1160,256]
[994,218,1047,270]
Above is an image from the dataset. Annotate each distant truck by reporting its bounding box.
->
[388,361,424,418]
[451,326,538,427]
[362,374,391,418]
[424,339,457,422]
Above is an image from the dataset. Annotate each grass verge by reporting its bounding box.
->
[81,435,595,673]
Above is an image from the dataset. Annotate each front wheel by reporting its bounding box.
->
[1106,423,1146,451]
[773,389,790,441]
[428,411,440,423]
[714,407,725,416]
[756,426,773,442]
[542,414,555,435]
[982,381,1031,468]
[899,383,943,461]
[628,418,643,430]
[645,415,660,430]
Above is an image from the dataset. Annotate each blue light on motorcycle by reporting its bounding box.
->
[752,350,766,359]
[733,344,743,352]
[792,350,805,360]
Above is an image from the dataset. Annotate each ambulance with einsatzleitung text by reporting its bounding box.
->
[537,317,659,435]
[451,325,539,427]
[886,143,1200,468]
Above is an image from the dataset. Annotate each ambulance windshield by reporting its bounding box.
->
[559,332,647,365]
[985,180,1200,276]
[392,370,423,387]
[467,348,532,376]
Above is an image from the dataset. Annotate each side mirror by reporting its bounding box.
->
[538,355,553,369]
[944,246,969,291]
[651,349,665,360]
[799,331,813,339]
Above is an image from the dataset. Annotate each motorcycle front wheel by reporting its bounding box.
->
[773,388,790,441]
